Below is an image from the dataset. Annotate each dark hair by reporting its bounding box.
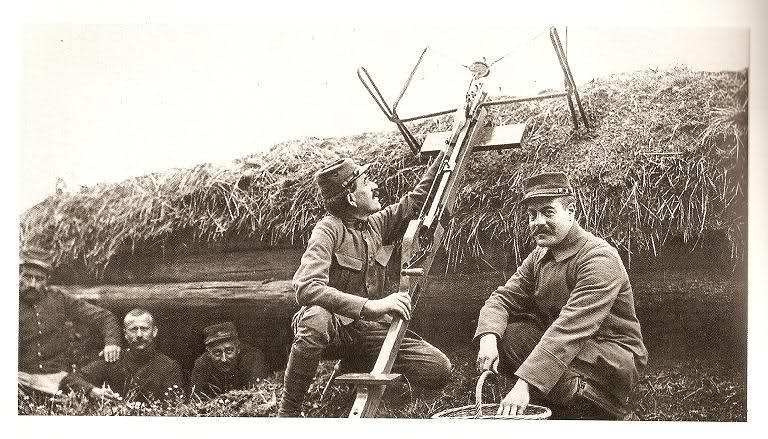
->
[524,195,576,211]
[323,179,358,216]
[557,195,576,209]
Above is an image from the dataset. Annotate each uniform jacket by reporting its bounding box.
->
[75,346,183,401]
[474,222,648,400]
[18,286,121,374]
[293,153,443,325]
[189,343,269,397]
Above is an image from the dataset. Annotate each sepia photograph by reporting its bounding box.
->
[7,0,767,435]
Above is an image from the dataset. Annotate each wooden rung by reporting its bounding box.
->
[334,373,402,385]
[419,123,526,156]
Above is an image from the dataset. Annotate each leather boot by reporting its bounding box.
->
[579,378,632,420]
[277,346,320,417]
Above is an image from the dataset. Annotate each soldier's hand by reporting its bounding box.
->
[476,333,499,372]
[498,379,530,417]
[361,292,412,321]
[89,386,122,402]
[100,344,121,362]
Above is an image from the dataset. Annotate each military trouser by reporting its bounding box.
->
[278,305,452,417]
[292,305,452,388]
[497,319,636,420]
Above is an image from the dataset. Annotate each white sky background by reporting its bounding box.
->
[19,25,749,211]
[5,1,768,437]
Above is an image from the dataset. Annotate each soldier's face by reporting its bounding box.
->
[124,314,158,351]
[19,265,49,303]
[206,340,240,372]
[348,173,381,216]
[526,197,575,247]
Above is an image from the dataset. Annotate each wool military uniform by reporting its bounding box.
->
[279,153,451,416]
[74,346,183,402]
[18,285,121,394]
[475,222,648,418]
[190,343,269,397]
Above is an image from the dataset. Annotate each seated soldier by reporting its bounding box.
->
[18,245,122,398]
[73,308,183,402]
[189,322,269,398]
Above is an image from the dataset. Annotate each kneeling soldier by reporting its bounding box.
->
[278,154,452,417]
[475,172,648,420]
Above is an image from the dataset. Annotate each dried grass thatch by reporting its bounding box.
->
[21,67,747,278]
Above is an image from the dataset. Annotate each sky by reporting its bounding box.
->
[18,25,749,212]
[5,1,768,436]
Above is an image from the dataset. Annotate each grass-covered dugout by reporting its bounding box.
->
[21,67,748,279]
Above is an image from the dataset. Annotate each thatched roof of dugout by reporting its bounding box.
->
[21,67,748,279]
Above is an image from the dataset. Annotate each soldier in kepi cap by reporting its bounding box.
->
[474,172,648,420]
[18,245,122,397]
[278,153,452,417]
[189,321,269,398]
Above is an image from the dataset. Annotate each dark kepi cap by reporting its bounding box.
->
[522,172,573,202]
[203,322,239,345]
[20,245,54,272]
[315,158,372,201]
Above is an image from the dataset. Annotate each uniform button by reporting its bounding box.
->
[37,352,42,357]
[38,330,42,335]
[39,364,43,370]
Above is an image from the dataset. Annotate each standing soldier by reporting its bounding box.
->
[18,245,122,396]
[474,172,648,420]
[278,154,452,417]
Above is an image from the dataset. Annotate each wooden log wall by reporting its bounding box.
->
[60,249,303,374]
[57,234,740,375]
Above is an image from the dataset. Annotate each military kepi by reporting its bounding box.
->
[522,171,573,201]
[20,245,54,272]
[315,158,372,201]
[204,322,238,345]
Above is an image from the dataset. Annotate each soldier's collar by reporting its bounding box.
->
[340,215,368,231]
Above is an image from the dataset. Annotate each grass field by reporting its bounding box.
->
[19,267,747,421]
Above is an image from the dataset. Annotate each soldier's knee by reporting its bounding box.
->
[292,306,334,354]
[417,352,452,390]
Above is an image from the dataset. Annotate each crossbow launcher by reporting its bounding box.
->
[334,27,588,418]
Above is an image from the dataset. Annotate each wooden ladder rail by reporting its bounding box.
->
[338,26,588,417]
[336,78,493,418]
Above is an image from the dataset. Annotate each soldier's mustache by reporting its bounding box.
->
[21,286,42,295]
[531,226,551,235]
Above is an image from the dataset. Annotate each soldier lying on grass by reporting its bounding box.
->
[189,321,269,398]
[70,308,183,403]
